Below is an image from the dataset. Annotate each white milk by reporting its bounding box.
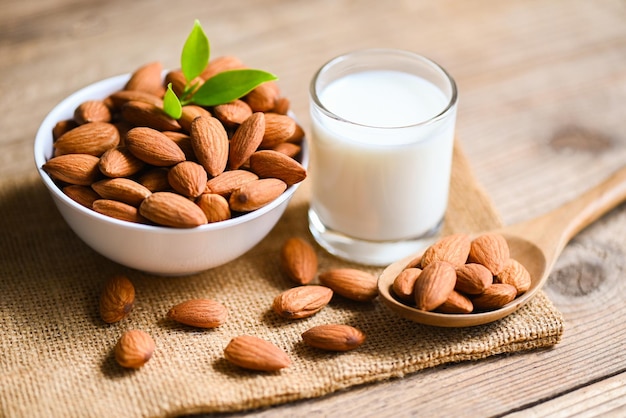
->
[310,70,456,242]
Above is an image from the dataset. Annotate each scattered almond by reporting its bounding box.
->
[167,299,228,328]
[272,285,333,319]
[318,268,378,302]
[280,237,318,285]
[224,335,291,372]
[99,275,135,323]
[302,324,366,351]
[114,330,155,369]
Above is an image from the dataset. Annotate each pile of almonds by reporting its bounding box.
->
[391,233,531,314]
[42,58,307,228]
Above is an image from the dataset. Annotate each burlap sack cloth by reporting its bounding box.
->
[0,142,563,417]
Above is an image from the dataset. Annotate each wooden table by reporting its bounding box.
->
[3,0,626,416]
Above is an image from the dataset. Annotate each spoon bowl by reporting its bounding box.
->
[378,165,626,327]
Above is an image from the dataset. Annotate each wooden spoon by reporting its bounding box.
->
[378,166,626,327]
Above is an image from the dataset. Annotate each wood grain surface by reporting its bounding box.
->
[3,0,626,416]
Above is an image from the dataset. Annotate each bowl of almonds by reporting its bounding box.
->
[34,35,308,275]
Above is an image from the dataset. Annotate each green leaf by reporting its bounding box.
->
[181,20,210,82]
[163,83,183,119]
[191,69,278,107]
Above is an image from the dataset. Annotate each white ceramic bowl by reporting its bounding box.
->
[34,74,308,276]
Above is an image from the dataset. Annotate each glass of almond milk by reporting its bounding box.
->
[308,49,458,266]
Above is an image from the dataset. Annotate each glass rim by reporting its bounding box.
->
[310,48,458,130]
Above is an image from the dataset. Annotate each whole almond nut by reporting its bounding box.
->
[272,285,333,319]
[168,161,208,198]
[139,192,208,228]
[436,290,474,314]
[200,55,245,80]
[496,258,531,295]
[107,90,163,110]
[165,70,203,98]
[42,154,101,186]
[245,81,280,112]
[301,324,366,351]
[124,61,164,96]
[179,105,212,133]
[196,193,231,223]
[92,178,152,206]
[224,335,291,372]
[392,267,422,303]
[126,127,186,167]
[52,119,78,140]
[162,131,196,160]
[455,263,493,295]
[280,237,318,285]
[167,299,228,328]
[229,178,287,212]
[190,115,229,177]
[138,168,171,192]
[92,199,148,224]
[229,112,265,169]
[99,275,135,323]
[214,99,253,128]
[421,234,471,268]
[287,123,306,143]
[468,233,511,275]
[248,150,307,186]
[74,100,112,124]
[121,100,181,132]
[54,122,120,156]
[272,96,290,115]
[318,268,378,302]
[472,283,517,311]
[413,261,456,311]
[272,142,301,159]
[99,147,145,178]
[205,169,259,196]
[63,185,100,208]
[114,330,155,369]
[260,113,297,148]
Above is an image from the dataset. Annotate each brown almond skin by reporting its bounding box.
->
[455,263,493,295]
[124,61,164,96]
[114,330,155,369]
[272,142,301,158]
[214,99,253,128]
[63,185,100,208]
[162,131,196,160]
[52,119,78,140]
[190,115,229,177]
[196,193,231,223]
[259,112,296,148]
[179,105,212,133]
[200,55,245,80]
[42,154,101,186]
[496,258,531,295]
[107,90,163,110]
[229,178,287,212]
[436,290,474,314]
[245,81,280,112]
[91,178,152,207]
[472,283,517,311]
[139,192,208,228]
[121,101,182,132]
[468,233,511,275]
[126,127,186,167]
[167,299,228,328]
[54,122,120,156]
[318,268,378,302]
[74,100,112,124]
[138,168,171,192]
[99,147,145,178]
[413,261,456,311]
[421,233,471,268]
[280,237,318,285]
[302,324,366,351]
[92,199,148,224]
[224,335,290,372]
[248,150,307,186]
[205,170,259,196]
[392,267,422,303]
[272,285,333,319]
[165,70,203,98]
[99,275,135,323]
[229,112,265,169]
[167,161,208,198]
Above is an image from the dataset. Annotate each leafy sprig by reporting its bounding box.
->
[163,20,277,119]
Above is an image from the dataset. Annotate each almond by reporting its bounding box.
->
[179,105,212,133]
[287,123,306,143]
[229,178,287,212]
[114,330,155,369]
[205,169,258,196]
[139,191,208,228]
[421,233,471,268]
[248,150,307,186]
[229,112,265,169]
[121,100,181,132]
[318,268,378,302]
[63,185,100,208]
[200,55,245,80]
[74,100,112,124]
[98,147,146,178]
[138,168,171,192]
[392,267,422,303]
[272,142,301,159]
[190,115,229,177]
[272,285,333,319]
[91,178,152,206]
[52,119,78,140]
[223,335,290,372]
[167,161,208,198]
[167,299,228,328]
[245,81,280,112]
[213,99,253,128]
[260,113,297,148]
[126,127,186,166]
[413,261,456,311]
[196,193,231,223]
[124,61,164,96]
[436,290,474,314]
[165,69,203,98]
[42,153,101,186]
[53,122,120,156]
[272,96,290,115]
[471,283,517,311]
[99,275,135,323]
[107,90,163,109]
[301,324,366,351]
[280,237,318,285]
[496,258,531,295]
[468,233,510,275]
[162,131,196,160]
[455,263,493,295]
[92,199,147,224]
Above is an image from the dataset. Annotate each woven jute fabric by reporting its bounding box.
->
[0,143,564,418]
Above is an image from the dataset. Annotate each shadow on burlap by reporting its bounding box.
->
[0,143,563,418]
